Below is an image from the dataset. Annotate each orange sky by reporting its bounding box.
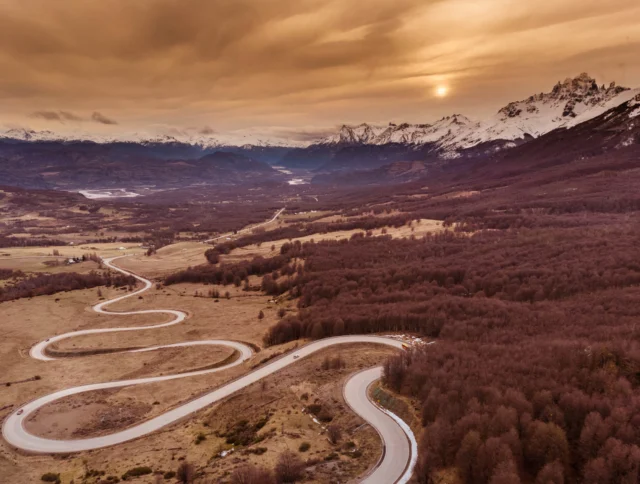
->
[1,0,639,140]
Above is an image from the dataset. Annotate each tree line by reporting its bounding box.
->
[0,271,136,302]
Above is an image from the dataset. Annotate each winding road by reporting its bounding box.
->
[2,252,416,482]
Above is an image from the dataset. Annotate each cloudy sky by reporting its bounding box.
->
[1,0,639,141]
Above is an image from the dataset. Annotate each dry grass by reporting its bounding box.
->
[0,258,102,274]
[222,218,445,264]
[429,190,480,201]
[117,242,208,279]
[0,242,145,260]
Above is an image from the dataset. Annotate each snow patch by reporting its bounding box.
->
[617,137,635,148]
[217,448,234,458]
[79,189,141,199]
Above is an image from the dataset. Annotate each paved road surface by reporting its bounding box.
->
[3,250,416,482]
[344,368,418,483]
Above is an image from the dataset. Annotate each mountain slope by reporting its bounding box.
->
[315,91,640,186]
[0,142,282,190]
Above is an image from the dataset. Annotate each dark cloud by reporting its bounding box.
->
[60,111,83,121]
[268,127,337,142]
[198,126,215,135]
[29,110,83,122]
[91,112,118,125]
[30,111,64,121]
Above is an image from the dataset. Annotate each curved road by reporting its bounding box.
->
[3,254,416,482]
[345,368,418,483]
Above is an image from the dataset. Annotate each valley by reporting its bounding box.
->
[0,30,639,482]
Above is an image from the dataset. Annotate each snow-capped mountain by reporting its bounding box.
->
[322,115,473,147]
[449,74,636,149]
[0,127,306,149]
[1,73,636,156]
[318,74,637,154]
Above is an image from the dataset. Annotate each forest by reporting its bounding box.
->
[269,228,640,483]
[165,213,640,483]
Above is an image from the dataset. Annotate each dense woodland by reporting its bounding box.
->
[165,193,640,483]
[268,227,640,483]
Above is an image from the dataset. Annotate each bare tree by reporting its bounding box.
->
[274,450,304,483]
[177,461,195,484]
[231,464,275,484]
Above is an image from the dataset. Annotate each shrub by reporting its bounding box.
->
[298,442,311,452]
[41,473,60,483]
[317,408,334,423]
[121,467,152,480]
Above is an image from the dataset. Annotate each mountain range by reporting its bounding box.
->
[1,73,638,189]
[3,74,636,154]
[315,87,640,185]
[319,74,635,151]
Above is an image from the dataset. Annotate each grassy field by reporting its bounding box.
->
[221,218,445,264]
[0,242,145,260]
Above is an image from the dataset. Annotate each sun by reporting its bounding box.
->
[435,85,449,98]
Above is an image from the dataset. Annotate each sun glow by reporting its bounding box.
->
[435,85,449,98]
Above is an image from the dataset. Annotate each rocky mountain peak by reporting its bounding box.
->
[497,73,630,121]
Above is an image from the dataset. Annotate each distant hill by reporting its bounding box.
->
[0,142,283,190]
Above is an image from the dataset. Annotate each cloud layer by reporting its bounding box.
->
[1,0,639,136]
[29,110,117,125]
